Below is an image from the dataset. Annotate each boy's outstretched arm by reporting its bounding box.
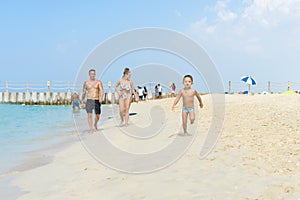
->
[195,90,204,108]
[172,90,182,111]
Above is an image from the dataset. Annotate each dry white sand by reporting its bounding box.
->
[10,94,300,199]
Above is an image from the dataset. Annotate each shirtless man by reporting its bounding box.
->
[172,75,204,136]
[82,69,104,134]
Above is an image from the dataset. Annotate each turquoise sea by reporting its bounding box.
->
[0,104,80,174]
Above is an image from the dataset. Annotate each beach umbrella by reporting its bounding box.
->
[241,75,256,85]
[240,75,256,93]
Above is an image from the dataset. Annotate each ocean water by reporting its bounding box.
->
[0,104,80,174]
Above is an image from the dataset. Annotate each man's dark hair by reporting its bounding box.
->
[183,75,193,82]
[89,69,96,74]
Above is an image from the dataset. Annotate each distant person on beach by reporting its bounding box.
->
[114,67,138,127]
[138,86,144,101]
[71,92,80,112]
[171,83,176,97]
[157,84,162,99]
[143,86,148,101]
[155,85,159,99]
[82,69,104,134]
[172,75,204,136]
[132,89,137,103]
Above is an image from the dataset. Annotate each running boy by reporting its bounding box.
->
[172,75,204,136]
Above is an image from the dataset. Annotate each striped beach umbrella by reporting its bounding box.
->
[240,76,257,85]
[240,75,256,93]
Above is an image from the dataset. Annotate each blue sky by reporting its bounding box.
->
[1,0,300,89]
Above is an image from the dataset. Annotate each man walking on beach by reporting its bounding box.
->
[82,69,104,134]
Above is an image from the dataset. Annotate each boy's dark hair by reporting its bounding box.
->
[183,75,193,82]
[89,69,96,74]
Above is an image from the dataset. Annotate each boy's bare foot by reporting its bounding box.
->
[119,120,124,127]
[89,130,93,134]
[183,132,188,136]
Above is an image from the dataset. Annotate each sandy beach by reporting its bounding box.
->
[7,94,300,199]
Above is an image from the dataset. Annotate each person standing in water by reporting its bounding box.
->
[71,92,80,112]
[114,67,138,127]
[82,69,104,134]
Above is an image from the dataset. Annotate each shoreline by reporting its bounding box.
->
[0,103,115,176]
[0,130,79,200]
[0,104,115,199]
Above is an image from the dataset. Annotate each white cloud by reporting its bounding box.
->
[242,0,300,28]
[174,9,182,17]
[187,0,300,53]
[215,0,237,21]
[185,0,300,81]
[189,17,216,34]
[217,10,237,21]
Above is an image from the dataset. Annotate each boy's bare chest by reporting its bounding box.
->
[182,90,194,98]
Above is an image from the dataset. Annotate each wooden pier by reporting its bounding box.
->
[0,80,175,105]
[0,92,121,105]
[0,92,171,105]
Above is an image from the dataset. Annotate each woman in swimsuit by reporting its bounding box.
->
[114,67,138,127]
